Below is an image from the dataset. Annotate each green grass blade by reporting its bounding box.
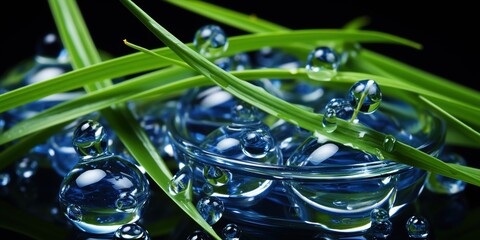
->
[165,0,289,33]
[120,0,480,188]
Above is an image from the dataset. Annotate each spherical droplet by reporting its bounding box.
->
[186,230,211,240]
[370,208,390,223]
[203,165,230,187]
[305,46,339,81]
[0,172,11,187]
[72,120,109,158]
[35,32,68,63]
[369,220,393,239]
[66,204,83,222]
[202,183,214,196]
[322,108,337,133]
[15,155,39,179]
[196,196,225,225]
[240,130,273,158]
[114,223,150,240]
[406,215,429,238]
[324,98,354,120]
[169,166,192,195]
[383,135,396,152]
[115,192,137,212]
[231,102,258,124]
[347,79,382,113]
[193,24,228,58]
[222,223,242,240]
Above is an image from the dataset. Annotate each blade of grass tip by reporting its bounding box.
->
[120,0,480,187]
[343,16,371,30]
[165,0,289,33]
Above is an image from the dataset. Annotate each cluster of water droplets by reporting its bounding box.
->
[58,120,151,234]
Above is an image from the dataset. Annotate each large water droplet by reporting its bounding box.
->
[193,24,228,58]
[59,120,151,234]
[72,120,109,159]
[222,223,242,240]
[196,196,225,225]
[347,79,382,113]
[368,220,393,239]
[383,135,396,152]
[306,46,339,81]
[169,166,192,195]
[322,107,337,133]
[114,223,150,240]
[324,98,354,120]
[203,165,230,187]
[406,215,429,238]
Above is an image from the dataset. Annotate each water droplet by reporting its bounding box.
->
[240,130,273,158]
[202,183,214,196]
[406,215,429,238]
[322,108,337,133]
[375,148,385,160]
[368,220,393,239]
[114,223,150,240]
[169,166,192,195]
[338,42,361,66]
[230,52,252,71]
[426,151,467,195]
[193,24,228,58]
[383,135,396,152]
[324,98,354,120]
[196,196,225,225]
[347,79,382,113]
[231,102,258,123]
[306,46,339,81]
[370,208,390,223]
[203,165,230,187]
[72,120,109,159]
[222,223,242,240]
[35,33,69,63]
[115,192,137,212]
[186,230,211,240]
[59,120,151,234]
[0,172,11,187]
[66,204,83,222]
[15,155,39,179]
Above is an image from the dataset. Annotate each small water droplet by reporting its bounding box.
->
[222,223,242,240]
[0,172,11,187]
[196,196,225,225]
[347,79,382,113]
[375,148,384,160]
[72,120,109,159]
[370,208,390,223]
[306,46,339,80]
[240,130,273,158]
[406,215,429,238]
[426,151,467,195]
[203,165,230,187]
[15,155,39,179]
[369,220,393,239]
[324,98,354,120]
[383,135,396,152]
[186,230,211,240]
[66,204,82,222]
[115,192,137,212]
[169,166,192,195]
[114,223,150,240]
[322,107,337,133]
[35,33,69,63]
[231,102,258,123]
[193,24,228,58]
[202,183,214,196]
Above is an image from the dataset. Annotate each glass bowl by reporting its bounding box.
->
[166,85,446,235]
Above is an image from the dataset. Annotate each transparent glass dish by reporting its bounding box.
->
[166,87,445,235]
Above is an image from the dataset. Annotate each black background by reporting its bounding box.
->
[1,1,479,239]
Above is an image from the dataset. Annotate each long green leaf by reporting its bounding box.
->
[0,28,423,115]
[120,0,480,188]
